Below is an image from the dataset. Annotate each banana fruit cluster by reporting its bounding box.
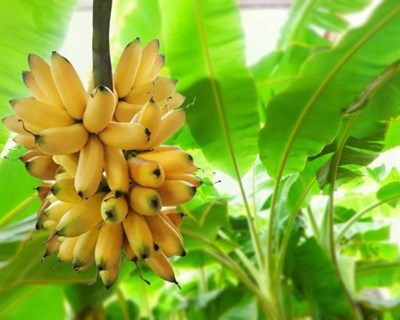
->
[3,39,199,288]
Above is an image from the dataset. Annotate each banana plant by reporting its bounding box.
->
[1,0,400,319]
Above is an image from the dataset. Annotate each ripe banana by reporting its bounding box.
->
[13,134,36,150]
[83,85,116,133]
[142,55,165,85]
[22,71,49,103]
[123,211,154,259]
[137,99,160,146]
[165,173,202,187]
[127,156,165,188]
[146,251,178,284]
[124,81,153,105]
[165,92,185,112]
[95,223,123,270]
[10,98,74,129]
[55,192,105,237]
[44,200,74,221]
[51,177,81,203]
[100,192,128,224]
[114,101,142,122]
[122,238,138,262]
[103,145,129,196]
[137,150,197,174]
[75,134,104,199]
[51,52,87,119]
[57,236,79,263]
[145,214,185,257]
[19,150,43,163]
[73,228,100,271]
[36,123,89,155]
[133,40,160,87]
[157,180,197,206]
[153,77,178,105]
[99,257,120,289]
[28,54,64,108]
[128,185,162,216]
[53,153,79,176]
[99,122,150,150]
[43,235,61,259]
[150,108,185,147]
[114,38,142,98]
[2,115,39,135]
[25,155,58,180]
[163,210,184,229]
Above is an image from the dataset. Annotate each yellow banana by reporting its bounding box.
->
[114,101,142,122]
[22,71,49,103]
[10,98,74,129]
[123,211,154,259]
[55,171,72,181]
[25,155,58,180]
[75,134,104,199]
[51,52,87,119]
[73,228,100,271]
[13,134,36,150]
[43,235,61,259]
[122,238,138,262]
[124,81,153,105]
[36,184,53,202]
[146,251,178,284]
[101,192,129,224]
[165,173,202,187]
[35,203,51,230]
[99,122,150,150]
[36,123,89,155]
[19,150,43,163]
[2,115,41,135]
[145,214,185,257]
[127,156,165,188]
[28,54,64,108]
[114,38,142,98]
[137,150,197,174]
[137,99,161,146]
[153,77,178,105]
[103,145,129,196]
[44,200,74,221]
[163,210,184,229]
[133,40,160,87]
[53,153,79,176]
[99,257,120,289]
[165,92,185,112]
[153,145,181,152]
[157,180,197,206]
[128,185,162,216]
[57,236,79,263]
[142,55,165,84]
[150,108,185,147]
[83,85,116,133]
[95,223,123,271]
[51,177,81,203]
[55,192,105,237]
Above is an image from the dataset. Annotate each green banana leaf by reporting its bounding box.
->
[259,0,400,179]
[278,0,371,49]
[0,0,79,225]
[159,0,259,179]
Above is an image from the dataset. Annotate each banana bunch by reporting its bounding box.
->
[2,39,200,288]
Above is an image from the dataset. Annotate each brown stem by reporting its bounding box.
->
[92,0,113,89]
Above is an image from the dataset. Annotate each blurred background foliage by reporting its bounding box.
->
[1,0,400,319]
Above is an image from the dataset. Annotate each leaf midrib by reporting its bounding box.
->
[276,3,400,179]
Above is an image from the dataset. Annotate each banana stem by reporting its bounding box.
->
[92,0,113,89]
